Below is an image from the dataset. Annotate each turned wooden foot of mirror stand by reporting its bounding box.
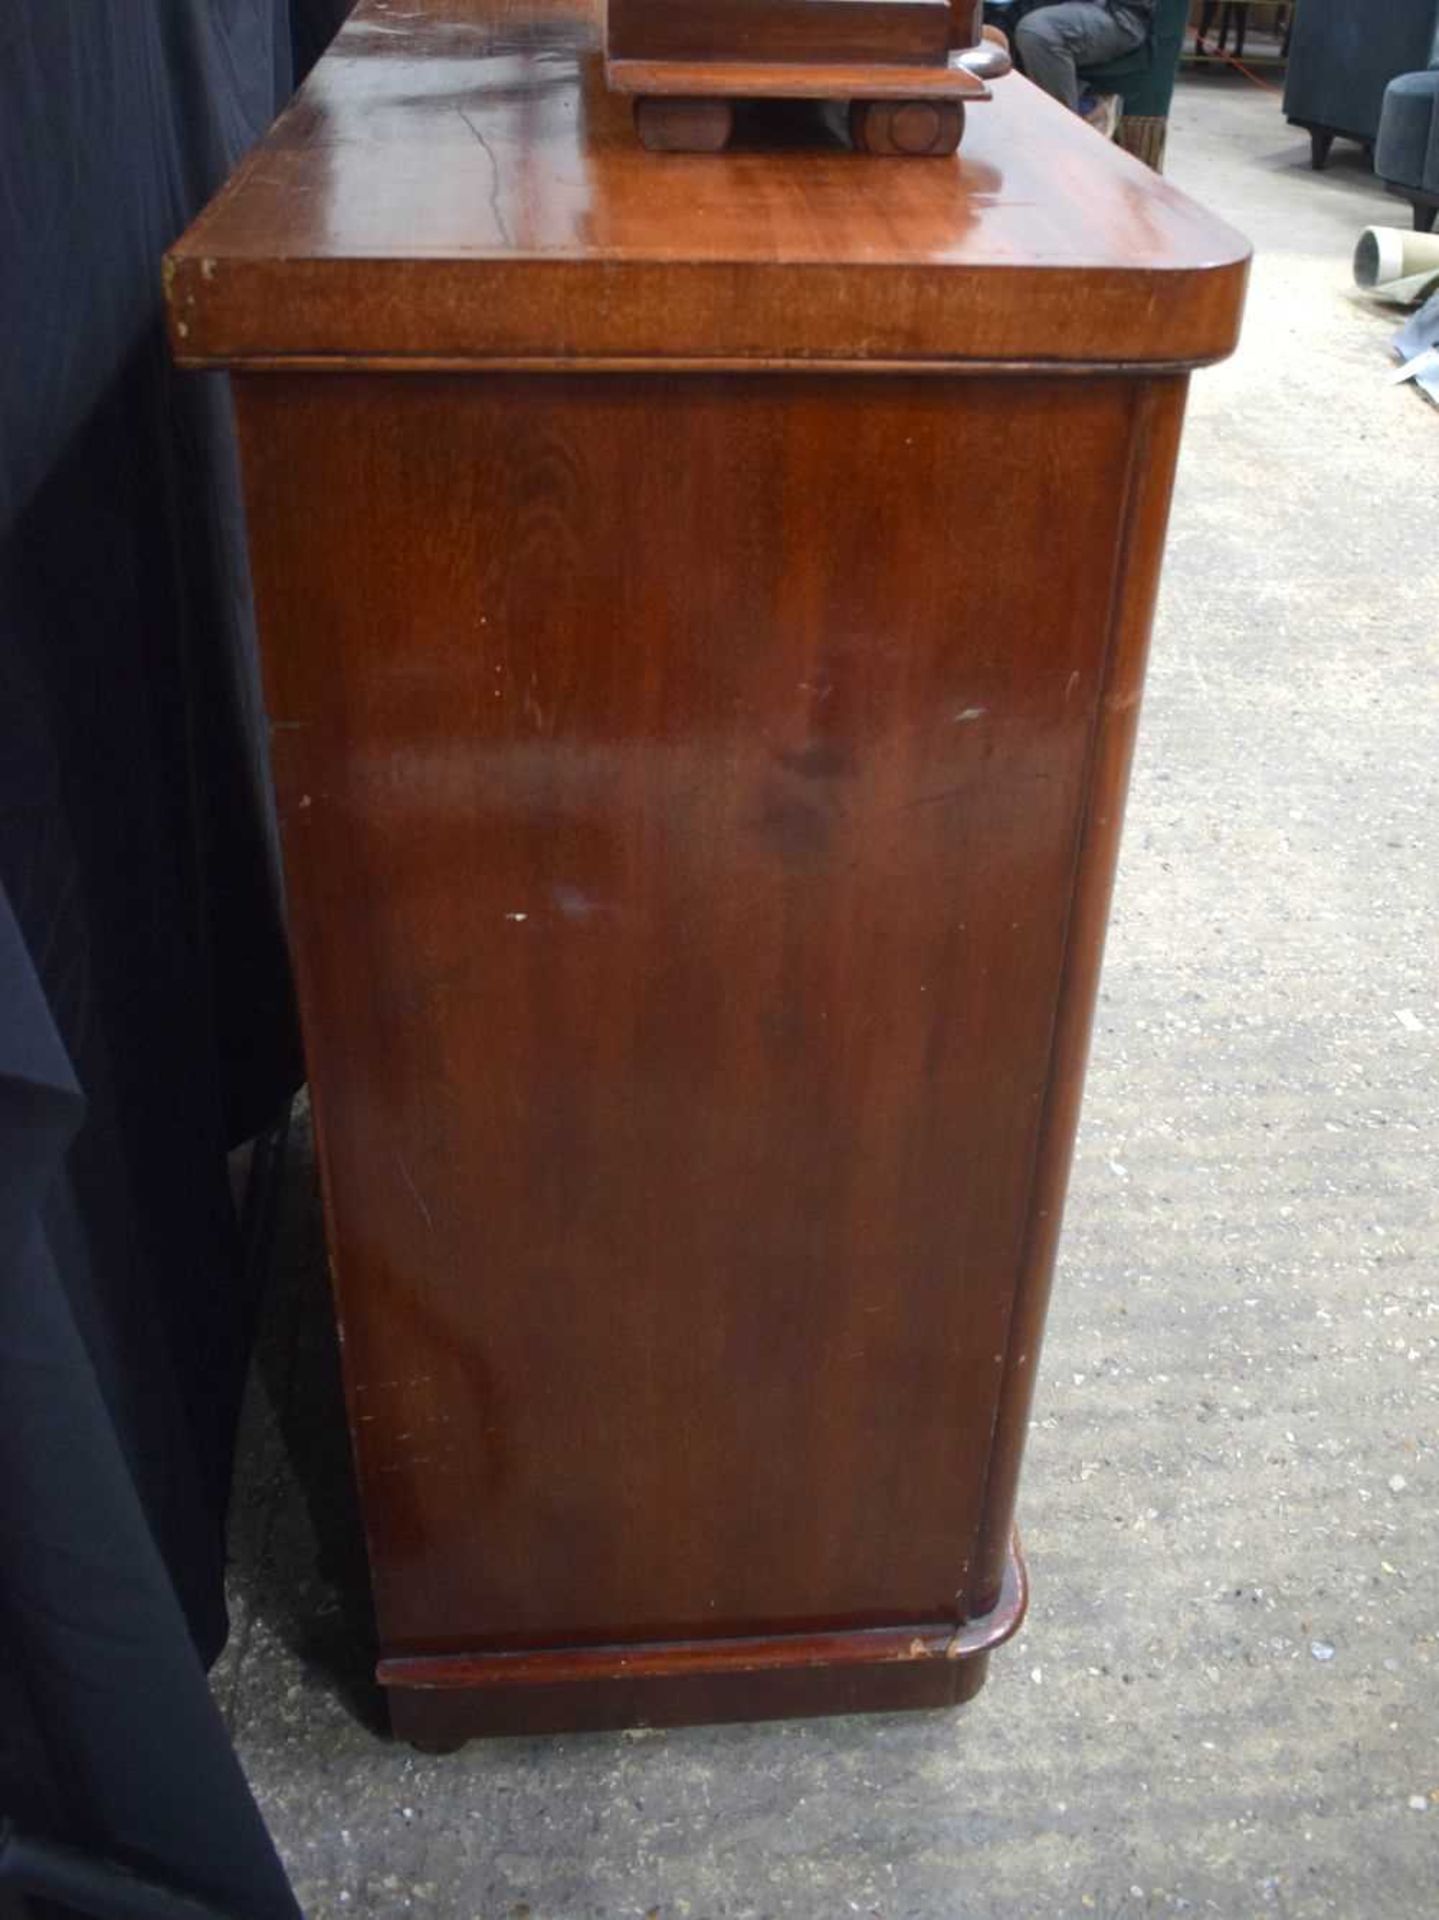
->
[633,95,736,152]
[850,97,965,155]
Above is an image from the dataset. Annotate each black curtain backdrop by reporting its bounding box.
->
[0,3,350,1914]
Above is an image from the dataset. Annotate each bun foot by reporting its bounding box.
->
[389,1690,472,1754]
[850,98,964,156]
[634,96,735,153]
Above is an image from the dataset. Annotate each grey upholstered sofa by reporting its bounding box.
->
[1377,62,1439,230]
[1283,0,1439,171]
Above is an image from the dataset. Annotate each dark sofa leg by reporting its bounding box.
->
[1415,204,1438,234]
[1309,128,1333,170]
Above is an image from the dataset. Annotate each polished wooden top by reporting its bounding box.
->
[166,0,1248,369]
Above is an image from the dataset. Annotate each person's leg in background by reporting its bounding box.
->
[1014,2,1145,112]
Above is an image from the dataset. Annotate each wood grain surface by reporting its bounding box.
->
[165,0,1248,371]
[607,0,954,66]
[235,367,1186,1661]
[606,54,989,100]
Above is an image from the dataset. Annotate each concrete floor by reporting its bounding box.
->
[216,68,1439,1920]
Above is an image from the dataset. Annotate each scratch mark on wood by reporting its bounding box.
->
[399,1155,434,1233]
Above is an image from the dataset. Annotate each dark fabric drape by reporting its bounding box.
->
[1,2,349,1914]
[0,892,299,1920]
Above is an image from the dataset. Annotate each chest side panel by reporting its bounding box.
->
[237,371,1140,1655]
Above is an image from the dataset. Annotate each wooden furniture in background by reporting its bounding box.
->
[1193,2,1291,64]
[166,0,1246,1748]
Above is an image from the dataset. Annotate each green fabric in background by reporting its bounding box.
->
[1085,0,1191,117]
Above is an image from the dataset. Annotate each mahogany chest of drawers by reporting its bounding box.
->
[167,0,1246,1746]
